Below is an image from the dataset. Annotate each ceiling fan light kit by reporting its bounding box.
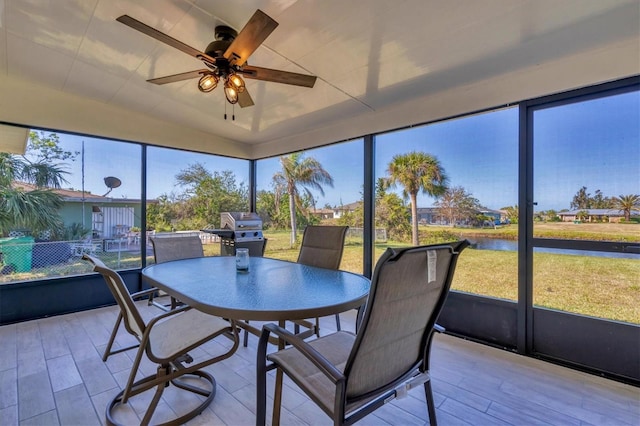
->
[116,9,317,111]
[228,73,246,93]
[198,73,218,92]
[224,79,240,104]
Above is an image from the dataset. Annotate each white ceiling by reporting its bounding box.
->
[0,0,638,159]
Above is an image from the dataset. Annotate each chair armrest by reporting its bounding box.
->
[145,304,192,329]
[130,287,160,301]
[260,323,344,383]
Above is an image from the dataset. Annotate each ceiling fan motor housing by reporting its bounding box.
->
[205,40,231,57]
[205,25,237,57]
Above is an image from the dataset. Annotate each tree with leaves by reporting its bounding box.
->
[376,193,410,240]
[501,205,518,224]
[434,186,481,226]
[0,132,75,236]
[172,163,248,230]
[612,194,640,221]
[570,186,613,210]
[146,194,179,232]
[273,153,333,246]
[591,189,613,209]
[571,186,591,210]
[386,151,447,245]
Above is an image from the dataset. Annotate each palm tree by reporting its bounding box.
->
[0,152,67,236]
[612,194,640,221]
[273,153,334,246]
[386,151,448,245]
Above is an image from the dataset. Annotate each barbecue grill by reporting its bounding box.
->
[202,212,266,256]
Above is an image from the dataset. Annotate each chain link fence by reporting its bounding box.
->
[0,238,142,283]
[0,231,220,284]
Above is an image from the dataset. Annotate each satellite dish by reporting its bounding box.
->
[102,176,122,196]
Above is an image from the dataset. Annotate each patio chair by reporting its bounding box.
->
[98,258,164,362]
[149,235,204,310]
[257,240,469,426]
[295,225,349,336]
[83,254,239,425]
[241,226,348,347]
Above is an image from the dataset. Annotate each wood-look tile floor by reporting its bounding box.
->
[0,301,638,425]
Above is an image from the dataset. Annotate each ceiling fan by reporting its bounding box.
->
[116,9,317,109]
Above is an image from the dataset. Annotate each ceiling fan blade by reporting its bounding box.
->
[224,10,278,67]
[147,69,209,85]
[241,65,317,88]
[238,89,255,108]
[117,15,218,66]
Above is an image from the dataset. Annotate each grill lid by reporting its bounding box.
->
[201,212,264,242]
[220,212,262,230]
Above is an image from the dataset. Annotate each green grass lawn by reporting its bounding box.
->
[445,222,639,242]
[259,227,639,324]
[2,223,638,324]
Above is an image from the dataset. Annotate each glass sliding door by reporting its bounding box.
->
[531,89,640,324]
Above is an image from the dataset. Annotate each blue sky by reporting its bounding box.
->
[33,90,638,212]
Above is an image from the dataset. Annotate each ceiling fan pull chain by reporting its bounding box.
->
[224,102,227,120]
[233,104,235,121]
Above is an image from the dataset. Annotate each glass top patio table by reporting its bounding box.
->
[142,256,371,321]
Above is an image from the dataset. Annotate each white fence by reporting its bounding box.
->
[346,227,387,242]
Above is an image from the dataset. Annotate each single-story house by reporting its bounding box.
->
[14,182,150,238]
[309,208,335,220]
[417,207,506,226]
[332,202,362,219]
[558,209,638,223]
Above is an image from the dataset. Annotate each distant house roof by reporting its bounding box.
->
[334,202,362,211]
[13,182,146,203]
[311,208,334,215]
[558,209,637,217]
[417,207,504,215]
[479,208,504,215]
[416,207,439,214]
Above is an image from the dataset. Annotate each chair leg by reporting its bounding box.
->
[102,312,140,362]
[424,379,437,426]
[122,344,146,403]
[355,305,364,333]
[243,320,250,347]
[141,366,168,425]
[103,312,123,361]
[335,313,341,331]
[273,369,284,425]
[256,333,269,426]
[272,320,287,425]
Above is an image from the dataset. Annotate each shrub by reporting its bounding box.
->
[419,229,461,245]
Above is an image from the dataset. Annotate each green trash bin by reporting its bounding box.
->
[0,236,35,273]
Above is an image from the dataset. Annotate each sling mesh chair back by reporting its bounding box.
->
[149,235,204,310]
[296,225,349,336]
[257,240,469,426]
[151,234,204,263]
[83,255,239,426]
[100,267,164,361]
